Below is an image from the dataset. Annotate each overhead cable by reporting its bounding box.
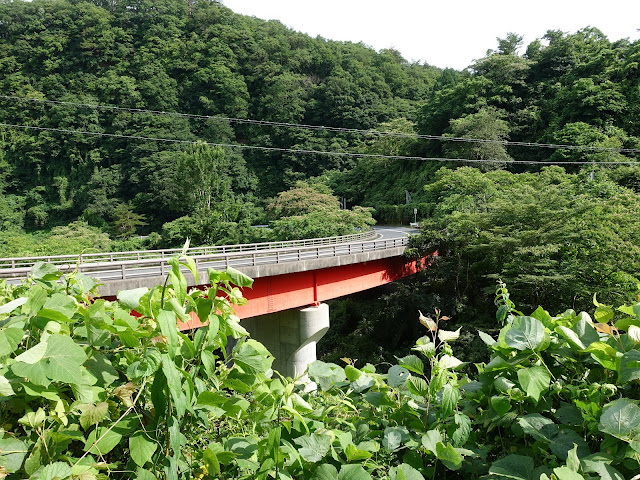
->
[1,122,637,166]
[1,94,639,154]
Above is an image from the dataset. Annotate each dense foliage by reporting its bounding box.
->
[407,166,640,322]
[267,182,375,240]
[336,30,640,219]
[0,0,437,252]
[3,262,640,479]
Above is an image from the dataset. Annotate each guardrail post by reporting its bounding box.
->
[121,264,126,280]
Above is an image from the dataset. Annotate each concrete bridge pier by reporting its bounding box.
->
[241,303,330,380]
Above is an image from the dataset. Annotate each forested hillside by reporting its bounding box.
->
[338,30,640,216]
[2,0,640,322]
[0,0,438,255]
[2,0,640,253]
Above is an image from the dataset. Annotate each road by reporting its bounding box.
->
[1,226,417,284]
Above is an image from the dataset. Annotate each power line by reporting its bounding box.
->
[1,121,638,166]
[2,94,639,154]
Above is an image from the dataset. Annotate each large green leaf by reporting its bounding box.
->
[383,427,409,452]
[599,398,640,441]
[203,447,221,477]
[518,413,555,440]
[338,464,372,480]
[441,384,460,418]
[157,308,179,359]
[34,461,73,480]
[117,288,149,310]
[161,354,188,419]
[226,267,254,288]
[555,326,585,350]
[407,376,429,397]
[14,340,47,364]
[0,437,27,473]
[311,464,338,480]
[294,433,332,463]
[517,366,550,402]
[421,429,443,454]
[619,350,640,384]
[85,352,119,388]
[584,342,619,371]
[489,454,534,479]
[130,431,158,467]
[435,442,462,470]
[308,361,346,391]
[168,257,187,305]
[136,467,159,480]
[11,334,87,385]
[84,426,123,455]
[0,327,22,357]
[572,317,599,348]
[233,339,274,374]
[491,395,512,416]
[504,316,545,351]
[42,293,77,319]
[391,463,425,480]
[79,402,109,430]
[397,354,424,374]
[0,375,14,396]
[345,443,372,462]
[387,365,410,388]
[31,262,61,281]
[553,467,584,480]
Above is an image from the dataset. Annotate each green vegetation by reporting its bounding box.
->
[267,182,374,240]
[0,0,439,254]
[335,29,640,221]
[3,6,640,476]
[410,166,640,320]
[3,261,640,479]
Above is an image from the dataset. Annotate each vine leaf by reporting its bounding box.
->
[618,350,640,384]
[294,433,332,463]
[130,431,158,467]
[599,398,640,441]
[338,464,372,480]
[504,316,545,351]
[489,454,534,479]
[311,464,338,480]
[517,366,550,402]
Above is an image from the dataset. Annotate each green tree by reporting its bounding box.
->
[267,181,375,240]
[443,107,513,169]
[413,166,640,319]
[176,143,235,218]
[112,202,147,240]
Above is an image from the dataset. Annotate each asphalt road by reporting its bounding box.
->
[2,226,417,284]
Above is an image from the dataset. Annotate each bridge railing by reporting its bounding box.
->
[0,230,377,271]
[0,235,408,282]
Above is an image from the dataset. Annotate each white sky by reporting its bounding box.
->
[222,0,640,70]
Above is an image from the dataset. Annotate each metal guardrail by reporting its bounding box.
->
[0,231,376,270]
[0,231,409,282]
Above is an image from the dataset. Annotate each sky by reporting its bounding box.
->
[222,0,640,70]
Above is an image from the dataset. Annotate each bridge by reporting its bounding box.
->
[0,227,430,378]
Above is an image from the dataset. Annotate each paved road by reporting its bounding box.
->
[374,225,418,240]
[1,226,416,284]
